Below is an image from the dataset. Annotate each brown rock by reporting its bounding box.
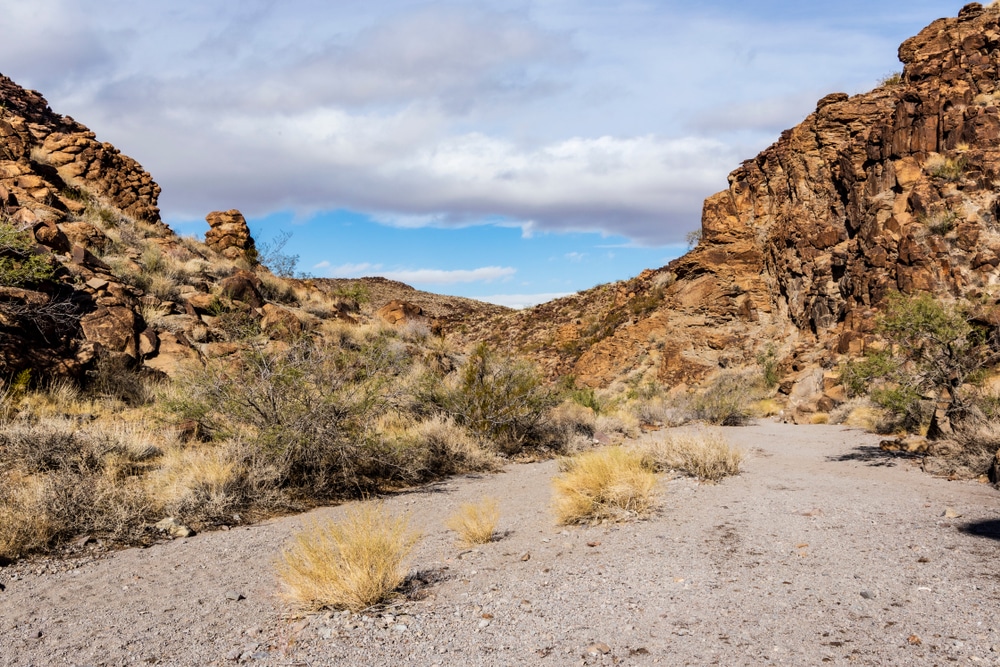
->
[80,306,138,357]
[143,331,202,377]
[259,303,303,339]
[205,210,256,261]
[219,270,263,308]
[376,300,424,325]
[32,219,70,253]
[59,221,109,252]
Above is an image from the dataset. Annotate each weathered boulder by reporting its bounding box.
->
[259,303,303,339]
[219,270,263,308]
[377,300,424,326]
[205,210,255,261]
[80,306,138,357]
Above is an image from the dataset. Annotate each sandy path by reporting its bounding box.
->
[2,422,999,666]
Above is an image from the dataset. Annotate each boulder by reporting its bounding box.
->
[376,299,424,325]
[259,303,303,339]
[80,306,138,357]
[204,210,255,261]
[219,270,263,308]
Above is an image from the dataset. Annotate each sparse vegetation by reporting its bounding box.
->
[637,431,742,482]
[552,447,657,524]
[0,217,54,287]
[689,370,762,426]
[840,293,1000,440]
[918,210,958,236]
[879,71,903,88]
[277,504,420,612]
[925,154,966,181]
[446,497,500,545]
[441,343,558,455]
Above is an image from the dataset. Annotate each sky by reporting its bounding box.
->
[0,0,970,307]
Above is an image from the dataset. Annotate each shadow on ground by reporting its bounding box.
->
[960,520,1000,541]
[826,445,921,467]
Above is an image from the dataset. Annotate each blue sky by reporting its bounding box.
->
[0,1,969,307]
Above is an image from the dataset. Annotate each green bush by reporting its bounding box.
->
[0,218,54,287]
[690,371,759,426]
[169,335,414,496]
[443,343,557,454]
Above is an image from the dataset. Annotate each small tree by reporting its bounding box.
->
[842,293,999,435]
[0,218,53,287]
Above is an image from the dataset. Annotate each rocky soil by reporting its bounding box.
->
[2,422,999,666]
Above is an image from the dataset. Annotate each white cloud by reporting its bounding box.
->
[565,252,587,262]
[477,292,572,309]
[322,262,382,277]
[378,266,516,285]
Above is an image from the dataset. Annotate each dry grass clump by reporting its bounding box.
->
[0,416,157,561]
[552,447,657,524]
[638,431,742,482]
[277,504,420,612]
[446,497,500,545]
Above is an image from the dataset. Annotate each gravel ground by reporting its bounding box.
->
[2,422,1000,666]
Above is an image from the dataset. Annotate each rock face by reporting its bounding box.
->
[205,210,255,262]
[377,300,424,326]
[455,3,1000,395]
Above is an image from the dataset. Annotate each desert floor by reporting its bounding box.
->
[2,422,999,666]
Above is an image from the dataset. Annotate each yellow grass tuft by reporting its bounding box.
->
[810,413,830,425]
[446,497,500,545]
[552,447,657,525]
[638,431,742,482]
[277,504,420,612]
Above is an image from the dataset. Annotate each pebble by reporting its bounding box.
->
[225,590,245,601]
[860,590,877,600]
[478,619,491,629]
[587,642,612,655]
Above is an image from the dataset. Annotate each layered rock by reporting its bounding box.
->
[455,3,1000,403]
[204,210,255,261]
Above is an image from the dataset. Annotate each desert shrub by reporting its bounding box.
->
[442,343,558,455]
[446,497,500,546]
[552,447,657,524]
[256,230,300,278]
[918,210,958,236]
[756,345,780,388]
[86,353,151,406]
[168,336,417,497]
[845,293,999,435]
[879,71,903,87]
[277,504,420,612]
[638,431,742,482]
[568,385,602,413]
[330,282,370,305]
[0,418,155,560]
[0,217,54,287]
[147,445,242,523]
[925,154,966,181]
[398,415,498,477]
[689,370,760,426]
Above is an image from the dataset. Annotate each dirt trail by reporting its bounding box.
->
[2,422,1000,666]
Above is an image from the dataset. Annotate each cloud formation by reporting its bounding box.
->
[0,0,967,248]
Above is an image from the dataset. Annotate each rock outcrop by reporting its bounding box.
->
[454,3,1000,405]
[204,210,255,262]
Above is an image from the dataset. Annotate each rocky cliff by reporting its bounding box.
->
[455,3,1000,405]
[0,75,501,381]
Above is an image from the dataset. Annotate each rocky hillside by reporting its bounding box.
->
[454,2,1000,403]
[0,76,504,382]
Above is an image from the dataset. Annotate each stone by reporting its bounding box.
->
[376,299,424,326]
[205,210,256,261]
[219,270,264,308]
[259,303,303,339]
[154,517,194,538]
[60,221,109,252]
[142,331,202,377]
[80,306,138,357]
[587,642,612,655]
